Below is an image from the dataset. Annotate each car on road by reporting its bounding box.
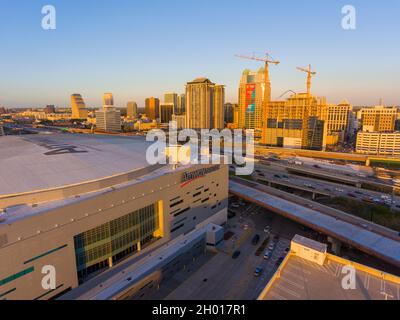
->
[348,193,357,198]
[264,251,272,260]
[232,251,241,259]
[231,203,240,208]
[264,226,271,233]
[274,174,281,179]
[268,242,276,251]
[252,234,261,245]
[335,188,344,193]
[254,267,264,277]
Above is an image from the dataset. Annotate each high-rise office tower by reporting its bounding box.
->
[160,103,174,123]
[177,94,186,115]
[359,106,398,132]
[71,94,88,119]
[103,93,114,107]
[224,103,234,124]
[145,97,160,121]
[326,100,352,142]
[164,92,179,115]
[95,93,121,132]
[127,101,138,118]
[238,69,265,130]
[213,85,225,129]
[185,78,224,130]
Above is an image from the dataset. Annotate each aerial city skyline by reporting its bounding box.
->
[1,0,400,304]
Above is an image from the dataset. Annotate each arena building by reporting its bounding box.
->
[0,134,228,300]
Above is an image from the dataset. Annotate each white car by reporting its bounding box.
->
[264,226,271,233]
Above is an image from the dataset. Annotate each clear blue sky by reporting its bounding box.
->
[0,0,399,108]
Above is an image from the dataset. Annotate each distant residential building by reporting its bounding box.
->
[0,107,7,115]
[359,106,398,132]
[127,101,138,118]
[160,103,174,123]
[0,124,4,136]
[96,94,121,132]
[71,94,88,119]
[185,78,225,130]
[356,131,400,156]
[145,97,160,121]
[44,105,56,114]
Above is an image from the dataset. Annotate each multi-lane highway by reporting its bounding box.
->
[252,163,400,208]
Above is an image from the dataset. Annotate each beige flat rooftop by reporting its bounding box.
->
[0,134,153,195]
[260,254,400,300]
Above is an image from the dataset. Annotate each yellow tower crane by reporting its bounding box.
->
[235,53,280,143]
[296,64,316,98]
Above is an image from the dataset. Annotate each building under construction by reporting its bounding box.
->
[263,93,328,150]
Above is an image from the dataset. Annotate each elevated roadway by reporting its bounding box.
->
[229,178,400,268]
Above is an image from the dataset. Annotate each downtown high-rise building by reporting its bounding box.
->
[71,94,88,119]
[238,69,265,130]
[177,94,186,115]
[213,85,225,129]
[145,97,160,121]
[160,103,174,123]
[103,93,114,107]
[127,101,138,118]
[96,93,121,132]
[185,78,224,130]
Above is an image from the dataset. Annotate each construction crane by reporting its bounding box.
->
[296,64,316,98]
[235,53,280,142]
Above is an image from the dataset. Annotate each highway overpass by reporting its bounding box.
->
[229,179,400,268]
[255,146,400,167]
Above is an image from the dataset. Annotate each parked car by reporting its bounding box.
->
[268,242,276,251]
[232,251,241,259]
[254,267,264,277]
[264,226,271,233]
[264,251,272,260]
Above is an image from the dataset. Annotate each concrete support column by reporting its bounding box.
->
[108,257,113,268]
[328,237,342,255]
[312,193,316,200]
[137,241,141,252]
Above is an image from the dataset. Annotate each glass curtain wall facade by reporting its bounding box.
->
[74,203,160,283]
